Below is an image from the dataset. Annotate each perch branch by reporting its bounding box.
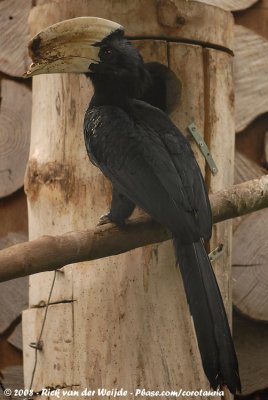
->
[0,176,267,283]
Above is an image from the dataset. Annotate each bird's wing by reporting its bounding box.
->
[134,100,212,240]
[84,103,212,241]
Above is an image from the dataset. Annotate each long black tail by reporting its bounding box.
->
[174,236,241,394]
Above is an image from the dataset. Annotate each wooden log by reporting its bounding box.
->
[0,275,27,345]
[23,303,74,389]
[234,150,266,185]
[33,389,74,400]
[264,131,268,166]
[28,0,234,50]
[0,0,31,77]
[232,208,268,322]
[36,0,260,12]
[234,0,268,40]
[234,0,268,166]
[233,151,266,230]
[0,196,28,351]
[0,189,28,239]
[0,366,24,396]
[23,1,234,397]
[168,43,206,173]
[171,41,235,322]
[0,79,31,198]
[0,232,28,252]
[0,233,28,352]
[0,333,22,371]
[235,114,268,165]
[233,310,268,394]
[201,48,234,319]
[197,0,258,11]
[234,25,268,133]
[8,326,23,352]
[232,154,268,324]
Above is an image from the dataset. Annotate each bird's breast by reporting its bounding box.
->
[84,105,139,169]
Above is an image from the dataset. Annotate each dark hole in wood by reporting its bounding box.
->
[9,16,13,20]
[142,62,181,114]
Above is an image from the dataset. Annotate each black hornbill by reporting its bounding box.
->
[25,17,241,394]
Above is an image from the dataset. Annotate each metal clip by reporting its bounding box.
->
[29,341,43,351]
[187,123,218,176]
[209,244,224,262]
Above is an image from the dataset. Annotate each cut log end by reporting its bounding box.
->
[0,79,31,198]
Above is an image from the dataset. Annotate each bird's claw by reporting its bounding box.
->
[97,213,112,226]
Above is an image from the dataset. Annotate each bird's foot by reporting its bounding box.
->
[97,213,112,226]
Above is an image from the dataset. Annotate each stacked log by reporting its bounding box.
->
[0,0,31,392]
[232,4,268,396]
[197,0,258,11]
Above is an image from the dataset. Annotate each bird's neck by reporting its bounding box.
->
[90,89,131,109]
[88,73,133,108]
[88,67,151,109]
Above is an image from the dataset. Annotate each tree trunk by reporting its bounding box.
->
[23,1,234,398]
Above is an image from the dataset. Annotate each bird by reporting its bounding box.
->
[25,16,241,394]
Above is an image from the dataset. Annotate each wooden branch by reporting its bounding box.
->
[0,176,267,283]
[212,175,268,222]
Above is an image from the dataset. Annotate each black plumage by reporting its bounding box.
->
[84,29,241,393]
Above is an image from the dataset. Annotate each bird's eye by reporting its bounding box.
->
[100,46,114,61]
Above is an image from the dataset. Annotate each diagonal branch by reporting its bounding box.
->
[0,175,267,283]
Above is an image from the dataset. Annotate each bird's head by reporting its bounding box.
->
[25,17,151,99]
